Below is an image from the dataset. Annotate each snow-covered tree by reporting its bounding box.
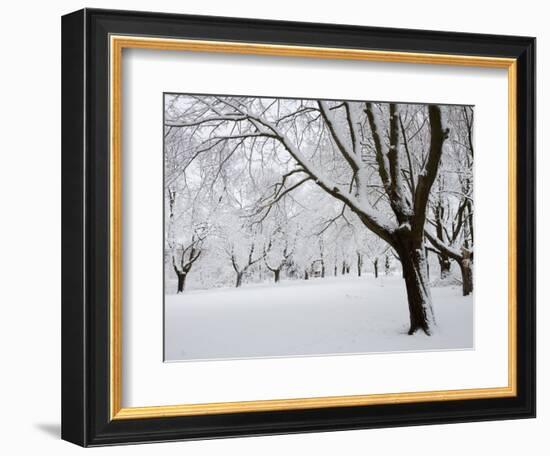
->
[425,106,474,295]
[164,95,473,335]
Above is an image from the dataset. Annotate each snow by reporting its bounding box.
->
[164,276,473,362]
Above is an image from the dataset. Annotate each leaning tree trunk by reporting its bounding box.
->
[396,242,436,335]
[176,272,187,293]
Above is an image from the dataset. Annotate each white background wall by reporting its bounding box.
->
[0,0,545,454]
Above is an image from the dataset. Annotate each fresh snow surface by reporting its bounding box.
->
[164,276,473,362]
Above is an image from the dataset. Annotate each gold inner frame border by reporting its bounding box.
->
[109,35,517,420]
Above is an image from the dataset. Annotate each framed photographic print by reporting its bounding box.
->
[61,8,536,447]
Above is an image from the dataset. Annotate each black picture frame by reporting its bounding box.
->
[62,8,536,447]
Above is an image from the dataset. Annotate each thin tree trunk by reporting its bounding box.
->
[466,200,474,246]
[439,255,451,279]
[397,243,436,335]
[425,248,430,279]
[373,258,378,278]
[357,252,362,277]
[274,269,280,283]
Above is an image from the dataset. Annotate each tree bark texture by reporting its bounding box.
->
[396,240,436,335]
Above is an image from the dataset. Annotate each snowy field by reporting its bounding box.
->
[164,276,473,361]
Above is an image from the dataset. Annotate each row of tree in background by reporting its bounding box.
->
[164,95,474,335]
[168,209,395,292]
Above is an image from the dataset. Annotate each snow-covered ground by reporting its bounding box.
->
[164,276,473,361]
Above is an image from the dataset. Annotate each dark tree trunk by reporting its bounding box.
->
[176,272,187,293]
[425,232,474,297]
[426,256,430,278]
[460,253,473,296]
[373,259,379,278]
[334,264,337,276]
[396,242,436,335]
[357,252,362,277]
[321,260,325,278]
[466,200,474,246]
[235,272,243,288]
[341,261,346,275]
[274,269,281,283]
[439,255,451,279]
[304,269,309,280]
